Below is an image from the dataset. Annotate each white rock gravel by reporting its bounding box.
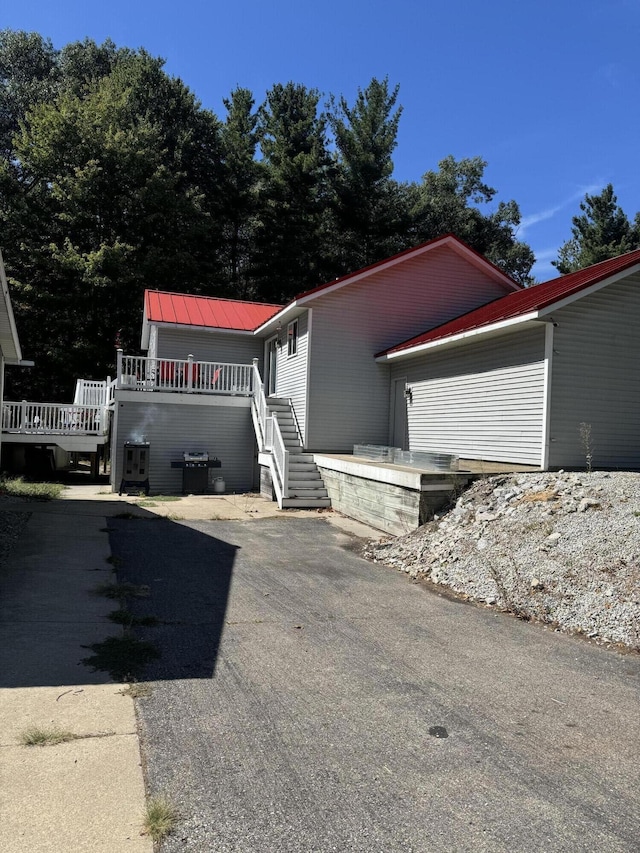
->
[365,471,640,651]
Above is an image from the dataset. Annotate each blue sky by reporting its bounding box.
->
[5,0,640,280]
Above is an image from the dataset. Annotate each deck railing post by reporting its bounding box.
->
[187,354,194,393]
[20,400,27,432]
[116,349,123,388]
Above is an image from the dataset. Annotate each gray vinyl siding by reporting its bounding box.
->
[112,396,256,493]
[390,326,546,464]
[273,311,309,442]
[156,327,262,366]
[305,246,515,451]
[548,272,640,468]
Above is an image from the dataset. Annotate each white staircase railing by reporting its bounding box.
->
[250,359,289,502]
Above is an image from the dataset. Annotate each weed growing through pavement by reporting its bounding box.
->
[143,796,179,843]
[19,727,79,746]
[19,727,116,746]
[108,609,159,627]
[121,682,153,699]
[0,477,64,501]
[82,633,160,681]
[95,581,150,600]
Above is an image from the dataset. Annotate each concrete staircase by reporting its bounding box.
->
[267,397,331,509]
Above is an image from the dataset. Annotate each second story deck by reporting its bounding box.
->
[116,351,255,397]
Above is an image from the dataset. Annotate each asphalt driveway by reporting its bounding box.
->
[109,516,640,852]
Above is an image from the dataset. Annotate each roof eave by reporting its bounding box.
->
[376,312,542,362]
[0,251,22,363]
[536,261,640,317]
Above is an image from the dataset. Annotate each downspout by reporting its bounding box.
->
[303,307,312,450]
[540,321,555,470]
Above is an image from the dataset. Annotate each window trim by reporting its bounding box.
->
[287,319,298,357]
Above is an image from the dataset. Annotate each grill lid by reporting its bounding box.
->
[183,451,209,462]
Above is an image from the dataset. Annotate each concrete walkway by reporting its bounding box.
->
[0,495,153,853]
[0,486,381,852]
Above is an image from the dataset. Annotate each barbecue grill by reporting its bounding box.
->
[171,451,221,494]
[119,441,150,495]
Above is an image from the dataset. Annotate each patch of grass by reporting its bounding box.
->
[20,727,79,746]
[95,581,151,600]
[167,513,185,521]
[108,609,159,627]
[0,477,64,501]
[138,495,181,503]
[143,796,179,843]
[82,633,160,681]
[121,682,153,699]
[136,500,158,507]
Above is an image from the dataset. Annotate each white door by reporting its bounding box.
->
[265,336,278,397]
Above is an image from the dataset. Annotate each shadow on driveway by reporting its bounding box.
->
[108,517,239,680]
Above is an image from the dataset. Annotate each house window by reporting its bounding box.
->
[287,319,298,357]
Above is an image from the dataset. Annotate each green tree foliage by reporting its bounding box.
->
[254,82,332,302]
[219,88,263,297]
[408,156,535,285]
[2,42,224,399]
[329,77,408,270]
[553,184,639,274]
[0,29,537,401]
[0,30,58,158]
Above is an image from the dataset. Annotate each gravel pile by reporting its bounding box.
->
[366,471,640,651]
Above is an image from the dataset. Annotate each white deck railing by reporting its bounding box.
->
[74,378,113,407]
[2,402,109,436]
[116,351,253,396]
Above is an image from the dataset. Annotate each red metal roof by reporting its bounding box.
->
[145,291,283,331]
[378,248,640,358]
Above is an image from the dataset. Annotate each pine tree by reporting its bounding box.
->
[328,77,407,271]
[219,88,262,298]
[254,82,331,302]
[553,184,639,274]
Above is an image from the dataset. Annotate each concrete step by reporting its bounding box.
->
[288,487,329,499]
[289,475,324,489]
[286,471,322,482]
[281,497,331,508]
